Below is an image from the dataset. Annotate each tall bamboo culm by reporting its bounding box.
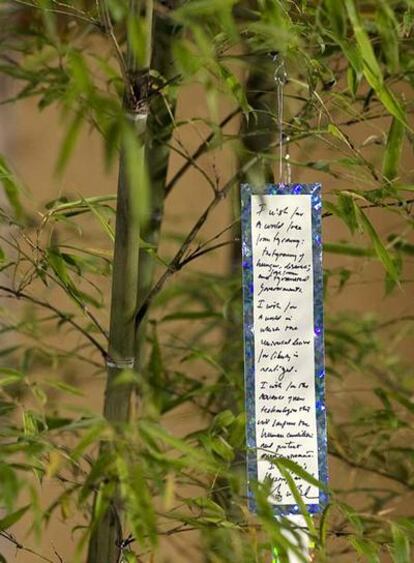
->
[87,1,154,561]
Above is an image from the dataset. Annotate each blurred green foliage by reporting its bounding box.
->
[0,0,413,561]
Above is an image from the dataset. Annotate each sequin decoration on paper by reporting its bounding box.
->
[241,183,328,515]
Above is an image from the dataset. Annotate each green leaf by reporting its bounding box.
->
[209,435,234,462]
[327,123,350,147]
[355,207,399,281]
[0,505,29,530]
[347,65,360,97]
[275,462,316,536]
[139,420,221,474]
[382,390,414,414]
[78,196,115,242]
[175,0,237,20]
[218,64,250,113]
[338,502,364,534]
[55,111,84,175]
[46,248,72,286]
[0,154,23,219]
[90,481,115,530]
[115,450,157,546]
[319,504,333,549]
[337,193,359,234]
[0,464,20,511]
[72,420,108,460]
[383,118,405,182]
[376,1,399,73]
[391,237,414,256]
[324,0,347,36]
[391,523,411,563]
[44,195,116,219]
[0,368,25,387]
[344,0,382,76]
[385,250,402,294]
[67,50,92,95]
[324,242,374,257]
[344,0,408,127]
[43,380,84,397]
[270,457,328,492]
[349,536,380,563]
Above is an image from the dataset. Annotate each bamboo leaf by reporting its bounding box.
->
[68,50,92,95]
[337,193,359,234]
[79,196,115,242]
[390,523,411,563]
[0,505,29,530]
[46,248,72,286]
[139,420,222,474]
[343,0,408,127]
[0,463,19,511]
[338,502,364,534]
[0,155,23,219]
[270,457,328,492]
[347,65,360,97]
[0,368,25,387]
[319,504,333,549]
[115,451,157,546]
[327,123,351,147]
[324,242,374,257]
[43,380,84,397]
[383,118,405,182]
[349,536,380,562]
[56,112,84,175]
[275,462,316,536]
[72,420,109,461]
[355,207,399,281]
[344,0,382,76]
[376,1,399,73]
[324,0,347,36]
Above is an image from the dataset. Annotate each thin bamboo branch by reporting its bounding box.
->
[0,530,58,563]
[164,107,242,197]
[0,285,107,359]
[0,233,109,340]
[329,450,414,491]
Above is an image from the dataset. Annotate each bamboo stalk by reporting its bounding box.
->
[209,65,277,520]
[134,6,180,370]
[86,1,154,562]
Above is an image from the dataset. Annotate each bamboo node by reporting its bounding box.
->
[106,357,135,369]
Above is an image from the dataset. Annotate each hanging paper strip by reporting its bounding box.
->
[241,183,328,515]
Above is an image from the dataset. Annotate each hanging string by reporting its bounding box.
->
[272,53,291,185]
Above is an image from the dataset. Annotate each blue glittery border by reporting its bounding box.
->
[241,183,328,516]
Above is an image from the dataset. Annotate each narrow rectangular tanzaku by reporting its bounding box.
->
[241,182,328,516]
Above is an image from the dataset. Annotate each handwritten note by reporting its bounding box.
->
[251,194,319,505]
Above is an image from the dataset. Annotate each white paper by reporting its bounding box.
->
[251,194,319,505]
[279,515,310,562]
